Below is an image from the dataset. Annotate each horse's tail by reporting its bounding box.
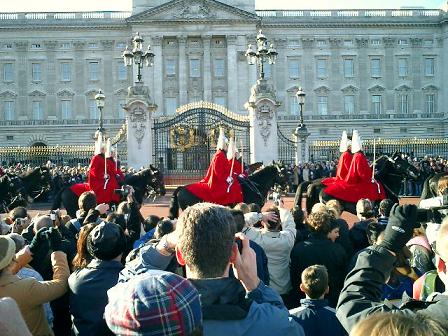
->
[51,187,64,210]
[168,186,181,219]
[293,181,310,209]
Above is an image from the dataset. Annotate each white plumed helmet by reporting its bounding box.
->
[105,138,112,158]
[339,130,349,153]
[216,127,228,151]
[227,137,237,160]
[351,129,363,153]
[94,134,103,155]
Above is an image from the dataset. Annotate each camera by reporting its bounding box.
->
[114,185,132,197]
[49,209,60,221]
[417,194,448,224]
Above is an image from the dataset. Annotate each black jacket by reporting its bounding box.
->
[336,245,448,333]
[290,233,348,307]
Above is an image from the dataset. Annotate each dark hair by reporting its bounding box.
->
[378,199,394,217]
[72,223,96,269]
[230,209,245,232]
[106,212,127,232]
[9,207,27,221]
[247,203,261,213]
[292,207,305,229]
[78,191,97,214]
[178,203,237,278]
[154,219,174,240]
[366,221,386,245]
[306,212,332,235]
[329,218,340,231]
[143,215,161,233]
[264,206,281,230]
[301,265,328,299]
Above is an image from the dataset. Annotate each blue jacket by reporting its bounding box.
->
[132,228,155,249]
[119,244,304,336]
[69,259,123,335]
[290,299,346,336]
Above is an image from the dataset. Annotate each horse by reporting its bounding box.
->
[0,173,28,213]
[18,167,53,202]
[52,165,166,218]
[294,152,420,215]
[421,172,447,200]
[168,162,289,219]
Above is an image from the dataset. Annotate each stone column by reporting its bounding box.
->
[74,41,86,119]
[442,23,448,122]
[227,35,238,112]
[202,35,212,102]
[355,38,369,113]
[15,41,28,120]
[43,41,57,118]
[410,37,423,113]
[178,36,188,105]
[246,79,281,163]
[124,82,158,168]
[294,125,311,165]
[151,35,163,112]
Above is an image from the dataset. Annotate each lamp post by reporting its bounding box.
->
[122,32,155,82]
[294,87,310,165]
[94,89,106,133]
[245,30,278,80]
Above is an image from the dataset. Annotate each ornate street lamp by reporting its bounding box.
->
[245,30,278,80]
[122,32,155,82]
[294,87,310,164]
[295,87,306,126]
[94,89,106,133]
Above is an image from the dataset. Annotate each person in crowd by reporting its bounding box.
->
[327,219,340,243]
[311,202,327,214]
[290,211,348,308]
[69,222,126,335]
[351,312,448,336]
[289,265,346,336]
[349,198,378,251]
[105,270,203,336]
[406,225,434,276]
[132,215,161,249]
[291,206,309,244]
[153,218,175,240]
[233,202,250,214]
[231,209,269,285]
[118,203,304,335]
[243,201,296,306]
[71,223,97,270]
[377,198,394,226]
[66,191,100,237]
[0,297,32,336]
[326,199,354,257]
[0,229,69,335]
[336,205,448,334]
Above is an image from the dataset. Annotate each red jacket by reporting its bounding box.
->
[322,151,353,186]
[324,152,386,203]
[70,154,120,204]
[186,150,243,205]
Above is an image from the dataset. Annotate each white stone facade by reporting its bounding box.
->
[0,0,446,149]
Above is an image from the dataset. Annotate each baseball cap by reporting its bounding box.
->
[105,270,202,336]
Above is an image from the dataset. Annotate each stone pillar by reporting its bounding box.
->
[246,79,281,164]
[15,41,28,120]
[151,36,163,112]
[178,36,188,105]
[202,35,212,102]
[227,35,238,112]
[124,82,157,168]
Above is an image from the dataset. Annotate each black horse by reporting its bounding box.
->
[294,153,419,215]
[0,173,28,213]
[18,167,53,202]
[421,172,447,200]
[52,165,166,218]
[168,162,288,219]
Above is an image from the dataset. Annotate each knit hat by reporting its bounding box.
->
[0,236,16,270]
[104,270,203,336]
[87,222,126,261]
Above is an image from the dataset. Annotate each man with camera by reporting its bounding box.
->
[336,203,448,333]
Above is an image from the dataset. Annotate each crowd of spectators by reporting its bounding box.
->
[0,173,447,335]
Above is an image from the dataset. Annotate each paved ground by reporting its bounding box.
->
[19,193,419,227]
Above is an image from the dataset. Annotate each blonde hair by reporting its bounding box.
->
[326,199,342,218]
[311,203,327,214]
[437,176,448,196]
[351,312,448,336]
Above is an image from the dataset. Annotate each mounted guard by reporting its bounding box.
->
[321,130,353,186]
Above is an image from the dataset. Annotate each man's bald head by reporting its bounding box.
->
[33,216,53,233]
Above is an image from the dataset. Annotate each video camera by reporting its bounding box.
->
[417,194,448,224]
[114,185,132,197]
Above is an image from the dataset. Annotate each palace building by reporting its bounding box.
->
[0,0,447,148]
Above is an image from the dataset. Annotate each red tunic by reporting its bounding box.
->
[324,152,386,203]
[321,151,353,186]
[70,154,120,204]
[186,150,243,205]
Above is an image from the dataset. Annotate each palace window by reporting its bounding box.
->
[398,39,408,46]
[88,61,99,81]
[165,97,177,115]
[317,96,328,115]
[398,58,408,77]
[289,95,299,116]
[165,59,176,76]
[3,63,14,82]
[344,95,355,114]
[425,94,436,113]
[214,59,225,77]
[424,58,434,76]
[189,59,200,78]
[3,100,15,120]
[316,59,327,78]
[61,100,72,119]
[32,101,43,120]
[31,43,42,49]
[371,39,381,46]
[343,59,354,78]
[60,62,71,81]
[89,99,99,119]
[370,58,381,77]
[31,63,42,81]
[60,42,71,49]
[288,59,300,79]
[398,94,409,114]
[371,95,382,114]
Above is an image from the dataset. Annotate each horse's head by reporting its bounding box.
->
[1,174,28,208]
[376,152,419,181]
[273,161,289,191]
[148,164,166,196]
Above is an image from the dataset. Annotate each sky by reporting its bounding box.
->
[0,0,445,12]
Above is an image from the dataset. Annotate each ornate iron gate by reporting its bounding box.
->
[153,102,250,185]
[277,128,296,165]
